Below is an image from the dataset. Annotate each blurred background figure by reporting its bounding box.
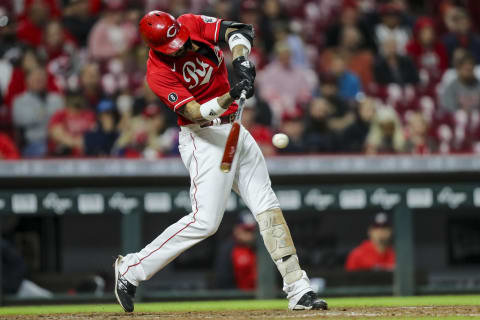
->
[116,103,178,158]
[257,41,317,125]
[12,67,63,157]
[374,37,419,86]
[366,106,405,154]
[345,212,396,272]
[440,53,480,113]
[442,7,480,65]
[84,99,119,156]
[48,90,95,157]
[214,212,257,291]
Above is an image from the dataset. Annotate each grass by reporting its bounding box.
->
[0,295,478,316]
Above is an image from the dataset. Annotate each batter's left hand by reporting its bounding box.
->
[232,56,256,85]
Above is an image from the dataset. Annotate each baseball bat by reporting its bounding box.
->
[220,90,247,173]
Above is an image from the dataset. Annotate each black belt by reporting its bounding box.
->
[200,112,237,128]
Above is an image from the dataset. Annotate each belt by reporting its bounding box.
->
[200,112,237,128]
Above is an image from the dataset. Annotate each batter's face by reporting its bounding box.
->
[165,38,193,58]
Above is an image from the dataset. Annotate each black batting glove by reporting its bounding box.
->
[232,56,256,85]
[229,79,253,100]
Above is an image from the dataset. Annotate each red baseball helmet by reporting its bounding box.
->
[139,11,190,55]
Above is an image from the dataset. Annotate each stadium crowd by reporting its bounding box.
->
[1,0,480,159]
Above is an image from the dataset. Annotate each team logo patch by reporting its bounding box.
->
[201,15,217,23]
[168,93,178,103]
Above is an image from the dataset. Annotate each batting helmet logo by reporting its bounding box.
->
[167,25,178,38]
[139,11,190,55]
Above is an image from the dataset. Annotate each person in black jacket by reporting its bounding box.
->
[84,99,119,156]
[373,37,419,86]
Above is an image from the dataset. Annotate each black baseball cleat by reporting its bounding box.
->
[293,291,328,310]
[114,255,136,312]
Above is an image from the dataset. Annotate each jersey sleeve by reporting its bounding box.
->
[147,71,195,111]
[178,14,223,44]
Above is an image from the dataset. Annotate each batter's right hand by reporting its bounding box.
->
[230,79,254,100]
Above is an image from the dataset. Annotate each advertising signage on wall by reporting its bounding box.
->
[0,185,479,215]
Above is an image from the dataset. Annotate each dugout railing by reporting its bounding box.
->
[1,155,480,304]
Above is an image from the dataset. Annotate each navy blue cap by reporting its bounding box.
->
[97,99,115,113]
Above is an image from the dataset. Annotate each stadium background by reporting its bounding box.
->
[1,0,480,311]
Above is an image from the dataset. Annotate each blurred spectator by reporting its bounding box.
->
[366,106,406,154]
[12,67,63,157]
[242,98,275,157]
[304,97,354,153]
[442,7,480,65]
[373,37,419,86]
[325,2,375,51]
[257,41,317,124]
[321,25,374,89]
[345,212,396,272]
[39,20,77,63]
[375,3,410,55]
[4,49,59,113]
[0,133,20,159]
[214,212,257,291]
[340,97,376,152]
[406,17,448,83]
[87,1,137,61]
[62,0,98,47]
[84,99,119,156]
[440,53,480,112]
[116,104,178,158]
[16,0,51,47]
[439,48,480,95]
[326,53,363,102]
[404,111,435,154]
[277,109,306,154]
[79,62,103,108]
[48,91,96,157]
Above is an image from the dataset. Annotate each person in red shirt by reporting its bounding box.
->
[406,17,449,83]
[214,212,257,291]
[0,133,20,159]
[48,91,96,157]
[345,212,396,272]
[114,11,327,313]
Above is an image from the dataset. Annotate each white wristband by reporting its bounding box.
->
[200,97,224,121]
[228,33,251,55]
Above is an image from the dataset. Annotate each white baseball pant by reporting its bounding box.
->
[118,123,312,301]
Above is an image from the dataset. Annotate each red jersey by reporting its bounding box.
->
[345,240,396,272]
[146,14,237,126]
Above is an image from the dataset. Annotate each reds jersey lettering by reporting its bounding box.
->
[183,58,214,89]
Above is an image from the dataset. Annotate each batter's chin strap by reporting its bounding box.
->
[256,208,303,285]
[219,21,255,45]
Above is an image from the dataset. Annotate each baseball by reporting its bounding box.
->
[272,133,289,149]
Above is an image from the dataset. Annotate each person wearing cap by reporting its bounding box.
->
[214,212,258,291]
[345,213,396,272]
[84,99,119,156]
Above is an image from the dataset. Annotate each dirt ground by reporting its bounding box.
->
[3,306,480,320]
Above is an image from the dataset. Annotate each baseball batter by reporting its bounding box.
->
[114,11,328,312]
